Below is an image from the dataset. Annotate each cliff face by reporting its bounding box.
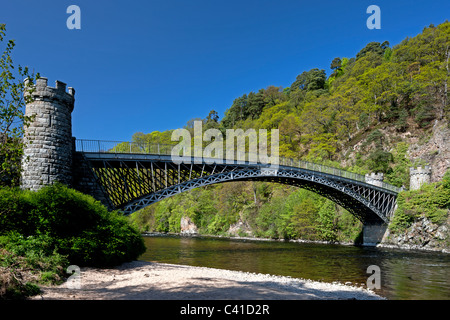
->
[383,120,449,252]
[382,216,449,253]
[379,118,450,253]
[408,120,450,183]
[341,119,449,184]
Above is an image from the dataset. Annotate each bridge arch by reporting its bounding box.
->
[19,79,401,245]
[121,167,394,224]
[74,149,400,225]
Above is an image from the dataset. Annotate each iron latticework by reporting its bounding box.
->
[77,140,400,225]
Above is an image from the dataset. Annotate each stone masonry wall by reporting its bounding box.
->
[364,172,384,187]
[21,78,75,191]
[409,166,432,191]
[72,152,114,210]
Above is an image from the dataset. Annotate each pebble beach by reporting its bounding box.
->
[32,260,384,300]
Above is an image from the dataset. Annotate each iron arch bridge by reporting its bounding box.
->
[75,140,402,225]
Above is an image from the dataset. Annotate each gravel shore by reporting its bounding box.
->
[32,261,384,300]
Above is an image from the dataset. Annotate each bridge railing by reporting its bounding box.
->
[75,139,402,193]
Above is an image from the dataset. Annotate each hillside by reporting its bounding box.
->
[128,22,450,248]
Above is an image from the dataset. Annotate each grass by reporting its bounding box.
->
[0,184,146,299]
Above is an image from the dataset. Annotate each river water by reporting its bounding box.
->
[139,235,450,300]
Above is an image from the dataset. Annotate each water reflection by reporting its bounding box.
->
[139,235,450,300]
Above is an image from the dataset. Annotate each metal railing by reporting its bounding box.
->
[75,139,402,193]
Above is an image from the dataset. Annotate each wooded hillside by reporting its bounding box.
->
[129,22,450,243]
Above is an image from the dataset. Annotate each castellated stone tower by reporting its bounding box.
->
[364,172,384,187]
[409,166,431,191]
[21,77,75,191]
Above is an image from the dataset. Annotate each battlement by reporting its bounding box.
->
[409,166,431,176]
[24,77,75,111]
[365,172,384,180]
[365,172,384,187]
[409,165,431,190]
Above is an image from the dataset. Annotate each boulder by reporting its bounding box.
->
[180,216,198,235]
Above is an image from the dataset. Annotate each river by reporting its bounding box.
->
[139,235,450,300]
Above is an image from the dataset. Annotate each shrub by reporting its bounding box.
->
[0,187,38,236]
[389,171,450,233]
[0,184,146,267]
[0,232,68,299]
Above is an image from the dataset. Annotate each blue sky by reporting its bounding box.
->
[2,0,449,141]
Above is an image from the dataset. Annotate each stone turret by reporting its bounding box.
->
[409,166,431,190]
[21,77,75,191]
[365,172,384,187]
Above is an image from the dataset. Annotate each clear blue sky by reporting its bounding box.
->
[2,0,449,141]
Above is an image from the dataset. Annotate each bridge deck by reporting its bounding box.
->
[76,139,402,194]
[74,140,400,223]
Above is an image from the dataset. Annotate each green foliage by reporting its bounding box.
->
[367,149,394,173]
[128,22,449,245]
[390,172,450,234]
[288,197,320,240]
[0,24,39,187]
[0,184,146,267]
[254,196,288,239]
[316,200,338,242]
[330,57,342,73]
[0,183,146,299]
[0,232,68,299]
[291,68,327,92]
[442,169,450,189]
[356,41,390,60]
[384,142,412,188]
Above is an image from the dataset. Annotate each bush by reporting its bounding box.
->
[0,232,68,299]
[389,172,450,233]
[0,184,146,267]
[0,188,38,236]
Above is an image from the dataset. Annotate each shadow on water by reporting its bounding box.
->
[139,235,450,300]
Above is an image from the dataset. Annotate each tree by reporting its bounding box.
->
[356,41,390,60]
[289,68,327,108]
[221,94,248,128]
[316,200,338,242]
[290,68,326,92]
[204,110,220,130]
[0,24,37,186]
[262,86,285,107]
[368,149,393,173]
[247,90,265,119]
[330,57,342,77]
[288,198,319,240]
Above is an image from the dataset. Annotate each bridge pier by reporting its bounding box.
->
[362,222,388,246]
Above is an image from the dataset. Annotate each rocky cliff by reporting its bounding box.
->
[382,216,449,253]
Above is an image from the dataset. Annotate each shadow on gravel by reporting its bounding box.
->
[32,261,383,300]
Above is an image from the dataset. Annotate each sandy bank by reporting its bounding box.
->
[32,261,383,300]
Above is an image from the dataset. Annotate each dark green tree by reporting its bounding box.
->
[356,41,390,60]
[330,57,342,77]
[290,68,326,92]
[247,90,265,119]
[204,109,220,130]
[316,200,338,242]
